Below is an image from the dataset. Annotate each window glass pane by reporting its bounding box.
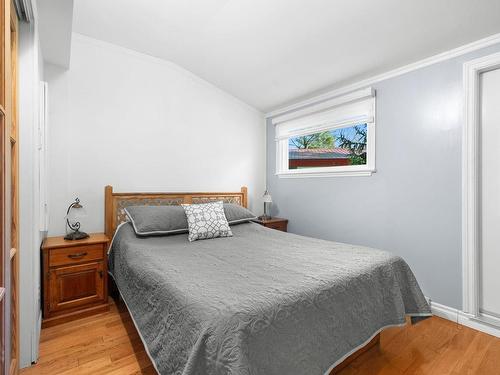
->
[288,123,367,169]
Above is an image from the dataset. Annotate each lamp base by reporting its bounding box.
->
[258,215,272,221]
[64,231,90,241]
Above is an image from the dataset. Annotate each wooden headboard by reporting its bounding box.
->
[104,185,248,239]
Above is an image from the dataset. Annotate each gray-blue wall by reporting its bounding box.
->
[266,42,500,310]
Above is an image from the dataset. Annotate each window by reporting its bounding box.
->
[274,88,375,177]
[288,123,368,169]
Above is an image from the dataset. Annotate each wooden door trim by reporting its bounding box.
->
[0,0,7,372]
[9,4,19,373]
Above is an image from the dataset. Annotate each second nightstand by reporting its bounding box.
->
[41,233,110,328]
[253,217,288,232]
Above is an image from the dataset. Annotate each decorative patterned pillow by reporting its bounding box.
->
[182,201,233,242]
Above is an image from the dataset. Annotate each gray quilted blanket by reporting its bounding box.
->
[108,222,430,375]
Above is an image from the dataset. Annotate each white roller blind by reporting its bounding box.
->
[274,88,375,141]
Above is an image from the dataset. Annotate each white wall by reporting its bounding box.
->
[45,34,265,236]
[266,42,500,310]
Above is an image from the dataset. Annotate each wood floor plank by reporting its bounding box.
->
[423,325,478,374]
[450,331,495,374]
[20,300,500,375]
[475,337,500,374]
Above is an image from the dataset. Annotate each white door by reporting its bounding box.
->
[479,67,500,318]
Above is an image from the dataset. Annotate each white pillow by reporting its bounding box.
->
[182,201,233,242]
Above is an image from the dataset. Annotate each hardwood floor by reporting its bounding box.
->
[21,301,155,375]
[21,300,500,375]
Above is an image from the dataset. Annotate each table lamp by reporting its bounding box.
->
[261,189,272,220]
[64,197,89,240]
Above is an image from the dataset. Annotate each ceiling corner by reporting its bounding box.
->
[38,0,74,68]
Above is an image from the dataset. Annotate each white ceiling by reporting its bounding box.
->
[72,0,500,112]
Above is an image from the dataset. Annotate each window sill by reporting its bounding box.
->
[276,168,375,178]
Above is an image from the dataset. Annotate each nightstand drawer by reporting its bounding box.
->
[253,217,288,232]
[266,222,287,231]
[49,244,104,267]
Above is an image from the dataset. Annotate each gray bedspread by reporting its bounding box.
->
[109,222,431,375]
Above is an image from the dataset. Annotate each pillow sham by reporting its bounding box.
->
[223,203,257,224]
[124,203,256,237]
[182,201,232,242]
[124,205,188,236]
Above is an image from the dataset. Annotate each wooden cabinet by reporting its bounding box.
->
[252,217,288,232]
[42,233,109,328]
[48,262,105,312]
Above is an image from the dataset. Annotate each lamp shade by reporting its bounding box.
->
[66,204,87,221]
[262,190,272,203]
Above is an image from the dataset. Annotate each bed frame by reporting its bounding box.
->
[103,184,379,373]
[104,185,248,239]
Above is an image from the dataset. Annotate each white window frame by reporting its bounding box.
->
[273,87,376,178]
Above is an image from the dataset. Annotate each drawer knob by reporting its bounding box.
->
[67,252,88,259]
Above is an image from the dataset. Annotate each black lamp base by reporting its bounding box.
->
[64,230,90,241]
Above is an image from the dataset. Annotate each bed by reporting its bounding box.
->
[104,185,431,375]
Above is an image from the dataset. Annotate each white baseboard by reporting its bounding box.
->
[427,299,500,339]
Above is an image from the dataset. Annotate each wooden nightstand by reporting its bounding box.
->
[41,233,110,328]
[253,217,288,232]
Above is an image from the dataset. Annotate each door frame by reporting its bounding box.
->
[462,51,500,316]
